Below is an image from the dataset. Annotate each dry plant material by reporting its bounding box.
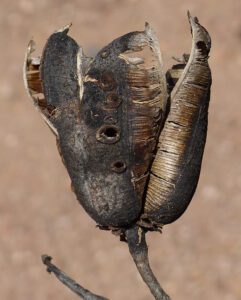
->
[24,12,212,300]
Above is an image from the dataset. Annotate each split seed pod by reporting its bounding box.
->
[24,14,211,233]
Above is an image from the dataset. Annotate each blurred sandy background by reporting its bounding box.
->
[0,0,241,299]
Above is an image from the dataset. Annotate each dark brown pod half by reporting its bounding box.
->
[62,24,167,228]
[142,13,212,228]
[24,24,168,229]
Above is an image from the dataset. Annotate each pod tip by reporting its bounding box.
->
[55,23,72,34]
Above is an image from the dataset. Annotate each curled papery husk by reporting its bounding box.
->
[23,39,57,135]
[142,13,212,229]
[24,24,168,229]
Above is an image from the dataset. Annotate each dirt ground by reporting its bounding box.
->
[0,0,241,299]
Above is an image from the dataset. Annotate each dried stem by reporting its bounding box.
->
[41,226,171,300]
[41,255,108,300]
[126,225,171,300]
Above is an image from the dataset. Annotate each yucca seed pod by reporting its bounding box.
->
[24,14,212,300]
[142,13,212,228]
[24,24,168,229]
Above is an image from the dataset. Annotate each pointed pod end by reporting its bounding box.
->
[55,23,72,34]
[27,39,36,55]
[187,10,191,19]
[144,22,158,41]
[187,10,211,56]
[144,22,159,47]
[144,21,154,37]
[144,21,151,31]
[187,10,199,27]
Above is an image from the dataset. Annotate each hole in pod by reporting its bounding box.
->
[100,72,117,91]
[196,41,208,55]
[96,125,120,144]
[104,93,122,110]
[111,161,127,173]
[107,93,119,103]
[105,127,117,137]
[100,50,109,59]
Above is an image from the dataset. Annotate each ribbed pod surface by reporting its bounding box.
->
[143,14,212,226]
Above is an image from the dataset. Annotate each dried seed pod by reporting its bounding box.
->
[24,23,168,229]
[24,14,212,300]
[142,13,212,228]
[24,14,212,231]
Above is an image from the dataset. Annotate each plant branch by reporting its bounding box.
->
[41,226,171,300]
[41,255,108,300]
[126,225,171,300]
